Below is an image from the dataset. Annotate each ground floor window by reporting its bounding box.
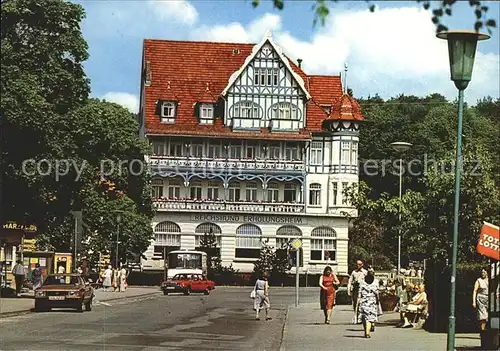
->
[235,223,262,259]
[310,226,337,262]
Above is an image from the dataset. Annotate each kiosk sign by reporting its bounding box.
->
[477,222,500,261]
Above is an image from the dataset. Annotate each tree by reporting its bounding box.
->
[198,228,220,279]
[252,241,276,281]
[251,0,497,33]
[33,99,154,265]
[1,0,90,228]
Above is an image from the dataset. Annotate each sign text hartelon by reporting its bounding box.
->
[190,214,306,225]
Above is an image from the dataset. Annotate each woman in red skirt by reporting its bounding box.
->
[319,266,340,324]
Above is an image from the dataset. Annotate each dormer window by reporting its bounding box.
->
[199,103,214,125]
[321,105,332,114]
[161,101,176,123]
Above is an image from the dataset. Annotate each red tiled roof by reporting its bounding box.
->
[328,94,364,121]
[143,38,362,138]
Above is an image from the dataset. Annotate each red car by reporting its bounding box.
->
[161,273,215,296]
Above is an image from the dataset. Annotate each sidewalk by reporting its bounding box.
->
[280,304,481,351]
[0,286,161,317]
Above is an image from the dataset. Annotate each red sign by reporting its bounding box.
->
[477,222,500,261]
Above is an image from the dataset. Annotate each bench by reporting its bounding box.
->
[406,301,429,329]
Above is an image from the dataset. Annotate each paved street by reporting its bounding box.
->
[0,287,483,351]
[0,287,162,316]
[0,287,318,351]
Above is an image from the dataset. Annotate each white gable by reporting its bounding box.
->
[221,32,311,100]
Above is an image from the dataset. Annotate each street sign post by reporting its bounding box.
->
[291,238,302,307]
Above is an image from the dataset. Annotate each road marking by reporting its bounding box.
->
[93,301,112,306]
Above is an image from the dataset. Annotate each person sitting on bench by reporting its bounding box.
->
[400,283,427,328]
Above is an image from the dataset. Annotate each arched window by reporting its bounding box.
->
[309,183,322,206]
[269,102,300,120]
[231,101,261,119]
[153,221,181,258]
[235,224,262,259]
[195,223,222,248]
[310,227,337,262]
[276,225,303,267]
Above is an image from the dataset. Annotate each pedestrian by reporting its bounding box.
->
[32,263,43,291]
[253,271,271,321]
[113,267,120,292]
[119,265,127,292]
[102,265,112,292]
[12,260,25,297]
[319,266,340,324]
[347,259,367,323]
[356,272,380,338]
[472,268,489,331]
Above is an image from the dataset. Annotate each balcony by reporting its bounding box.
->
[153,198,305,214]
[150,156,304,173]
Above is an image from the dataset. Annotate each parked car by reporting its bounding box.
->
[161,273,215,296]
[34,274,94,312]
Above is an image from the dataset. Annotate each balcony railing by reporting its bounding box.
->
[153,198,305,213]
[150,156,304,172]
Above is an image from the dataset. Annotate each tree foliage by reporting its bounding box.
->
[1,0,153,267]
[251,0,497,33]
[345,93,500,269]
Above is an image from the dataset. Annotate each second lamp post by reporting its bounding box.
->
[390,141,412,274]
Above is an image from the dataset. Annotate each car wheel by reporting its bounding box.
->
[183,288,190,296]
[76,300,84,312]
[85,297,92,311]
[204,288,210,295]
[163,290,169,295]
[35,301,48,312]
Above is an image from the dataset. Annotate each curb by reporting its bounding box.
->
[0,290,161,318]
[279,305,291,351]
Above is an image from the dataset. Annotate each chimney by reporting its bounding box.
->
[297,58,303,68]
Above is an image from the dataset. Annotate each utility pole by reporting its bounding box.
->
[116,214,121,269]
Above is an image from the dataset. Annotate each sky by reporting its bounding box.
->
[76,0,500,113]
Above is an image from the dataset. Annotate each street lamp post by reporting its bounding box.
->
[116,214,121,269]
[390,141,412,275]
[436,30,490,351]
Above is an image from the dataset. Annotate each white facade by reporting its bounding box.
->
[141,34,360,276]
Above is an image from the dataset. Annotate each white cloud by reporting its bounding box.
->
[187,8,499,103]
[102,92,139,113]
[190,13,282,43]
[149,0,198,26]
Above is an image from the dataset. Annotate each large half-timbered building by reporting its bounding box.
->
[139,32,363,275]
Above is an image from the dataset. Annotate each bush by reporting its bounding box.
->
[425,259,488,333]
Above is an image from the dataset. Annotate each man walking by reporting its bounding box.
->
[347,259,368,322]
[12,259,25,297]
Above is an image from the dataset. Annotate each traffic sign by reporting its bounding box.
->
[291,238,302,250]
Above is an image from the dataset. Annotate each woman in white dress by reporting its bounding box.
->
[119,266,127,292]
[102,265,112,291]
[472,269,489,330]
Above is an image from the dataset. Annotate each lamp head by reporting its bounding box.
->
[436,30,490,91]
[390,142,412,153]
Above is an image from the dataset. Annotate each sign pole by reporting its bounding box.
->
[295,248,299,307]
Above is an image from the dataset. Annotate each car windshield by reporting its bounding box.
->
[43,275,80,286]
[173,274,189,280]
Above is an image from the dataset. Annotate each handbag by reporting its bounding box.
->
[250,290,256,299]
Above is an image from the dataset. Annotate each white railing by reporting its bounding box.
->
[153,199,305,213]
[149,156,304,172]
